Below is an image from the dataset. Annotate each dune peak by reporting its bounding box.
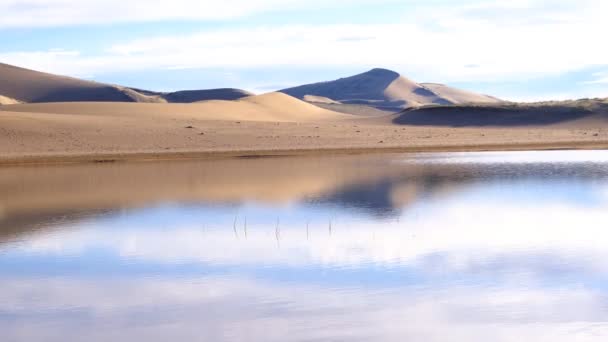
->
[281,68,502,110]
[363,68,401,79]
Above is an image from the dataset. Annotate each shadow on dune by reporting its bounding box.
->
[393,103,608,127]
[163,88,253,103]
[35,86,135,103]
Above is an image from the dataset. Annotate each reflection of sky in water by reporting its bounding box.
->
[2,151,608,341]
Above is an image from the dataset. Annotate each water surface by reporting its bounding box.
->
[2,151,608,341]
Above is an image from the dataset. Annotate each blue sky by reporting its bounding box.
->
[1,0,607,101]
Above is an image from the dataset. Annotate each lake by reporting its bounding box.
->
[2,151,608,341]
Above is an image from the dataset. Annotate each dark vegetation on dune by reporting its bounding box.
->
[393,99,608,127]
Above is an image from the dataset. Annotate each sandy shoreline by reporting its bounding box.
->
[2,141,608,166]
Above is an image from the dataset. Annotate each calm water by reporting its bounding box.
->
[2,151,608,341]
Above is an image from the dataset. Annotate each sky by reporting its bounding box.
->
[1,0,607,101]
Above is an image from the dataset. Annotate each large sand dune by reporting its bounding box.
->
[281,68,501,110]
[0,62,136,103]
[0,63,253,104]
[1,92,348,122]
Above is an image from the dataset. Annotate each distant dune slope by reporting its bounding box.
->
[392,99,608,127]
[281,68,501,109]
[0,95,21,105]
[115,87,167,103]
[0,63,253,104]
[0,92,349,122]
[420,83,501,104]
[0,63,137,103]
[303,95,342,104]
[166,88,253,103]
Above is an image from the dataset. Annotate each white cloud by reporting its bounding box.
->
[1,0,607,100]
[0,0,399,28]
[583,70,608,85]
[2,0,607,86]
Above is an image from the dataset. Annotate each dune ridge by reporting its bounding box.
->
[0,92,349,122]
[304,95,342,104]
[420,83,502,104]
[281,68,502,110]
[0,63,253,104]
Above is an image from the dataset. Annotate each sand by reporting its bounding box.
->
[281,68,501,109]
[0,92,348,121]
[304,95,342,104]
[420,83,502,104]
[0,62,137,103]
[0,95,21,105]
[1,95,608,165]
[1,62,606,166]
[0,62,253,104]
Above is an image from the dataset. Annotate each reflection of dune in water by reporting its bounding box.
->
[3,151,608,242]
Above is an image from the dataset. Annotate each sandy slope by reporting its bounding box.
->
[281,68,501,109]
[421,83,501,104]
[0,63,135,103]
[1,92,348,122]
[0,63,253,104]
[0,95,21,105]
[304,95,342,104]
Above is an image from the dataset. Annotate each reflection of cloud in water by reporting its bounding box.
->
[407,150,608,165]
[1,275,608,342]
[10,196,608,278]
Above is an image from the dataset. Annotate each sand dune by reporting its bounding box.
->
[235,92,348,120]
[0,92,349,122]
[420,83,501,104]
[0,95,21,105]
[114,86,167,103]
[304,95,342,104]
[0,62,136,103]
[1,63,607,165]
[281,68,501,110]
[0,63,253,104]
